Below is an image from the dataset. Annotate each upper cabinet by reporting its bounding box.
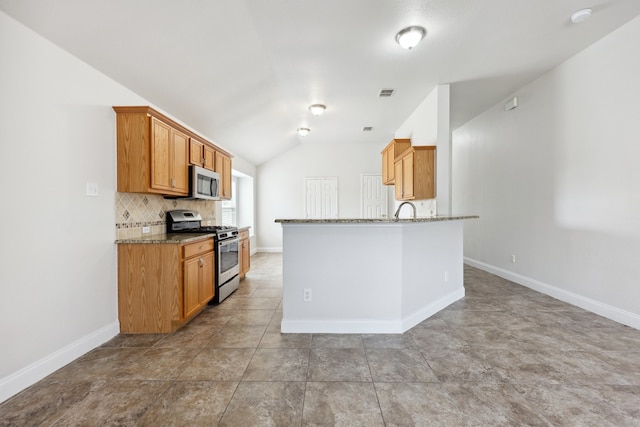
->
[394,146,436,201]
[189,136,216,171]
[114,106,232,197]
[215,151,232,200]
[381,138,412,185]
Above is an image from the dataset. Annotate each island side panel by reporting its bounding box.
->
[281,223,404,333]
[399,220,465,330]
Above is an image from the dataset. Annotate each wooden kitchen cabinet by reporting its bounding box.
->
[114,107,189,196]
[238,228,251,279]
[189,137,216,171]
[183,247,214,319]
[381,138,412,185]
[215,151,232,199]
[117,237,215,333]
[394,146,436,200]
[114,106,231,195]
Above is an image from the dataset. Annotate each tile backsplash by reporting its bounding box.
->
[115,192,217,240]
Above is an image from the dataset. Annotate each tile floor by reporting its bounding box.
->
[2,253,640,426]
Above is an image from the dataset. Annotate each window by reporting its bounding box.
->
[221,178,237,226]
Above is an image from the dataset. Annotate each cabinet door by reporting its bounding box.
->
[200,252,215,302]
[150,117,173,192]
[183,256,201,319]
[382,147,391,185]
[215,151,232,199]
[394,158,403,200]
[402,152,414,199]
[189,139,204,166]
[172,129,189,194]
[203,145,215,171]
[241,239,250,276]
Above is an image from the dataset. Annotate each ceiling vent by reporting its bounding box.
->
[362,126,373,132]
[378,89,395,98]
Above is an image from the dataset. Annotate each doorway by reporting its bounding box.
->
[304,177,338,219]
[361,173,388,219]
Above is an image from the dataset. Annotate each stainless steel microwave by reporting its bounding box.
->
[190,165,220,200]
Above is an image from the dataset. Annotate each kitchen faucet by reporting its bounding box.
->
[394,201,417,221]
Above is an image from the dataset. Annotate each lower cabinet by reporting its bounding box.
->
[239,228,251,279]
[117,238,215,333]
[183,250,214,319]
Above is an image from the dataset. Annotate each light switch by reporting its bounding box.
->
[86,182,99,196]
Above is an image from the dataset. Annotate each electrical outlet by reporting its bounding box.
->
[444,271,449,282]
[142,226,151,234]
[511,254,516,263]
[303,288,312,302]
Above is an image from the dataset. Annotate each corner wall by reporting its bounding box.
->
[452,15,640,328]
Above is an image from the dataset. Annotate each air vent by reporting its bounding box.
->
[378,89,395,97]
[362,126,373,132]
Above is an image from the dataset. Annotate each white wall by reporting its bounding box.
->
[0,12,142,402]
[256,141,383,251]
[0,11,255,402]
[452,15,640,327]
[395,84,451,215]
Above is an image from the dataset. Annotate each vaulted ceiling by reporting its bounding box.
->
[2,0,639,165]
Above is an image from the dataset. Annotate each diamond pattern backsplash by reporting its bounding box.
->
[115,192,217,240]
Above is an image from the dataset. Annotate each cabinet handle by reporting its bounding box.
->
[171,178,176,188]
[199,258,204,267]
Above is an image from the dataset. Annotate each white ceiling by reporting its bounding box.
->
[2,0,640,165]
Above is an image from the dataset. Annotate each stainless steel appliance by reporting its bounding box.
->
[166,210,239,303]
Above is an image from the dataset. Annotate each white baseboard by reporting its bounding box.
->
[256,247,283,253]
[280,289,465,334]
[281,319,403,334]
[464,257,640,330]
[401,288,465,332]
[0,321,120,404]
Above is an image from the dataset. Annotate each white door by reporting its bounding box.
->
[304,177,338,219]
[361,174,388,219]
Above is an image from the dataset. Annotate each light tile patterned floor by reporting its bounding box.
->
[2,253,640,426]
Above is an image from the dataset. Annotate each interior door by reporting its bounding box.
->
[361,174,388,218]
[304,177,338,219]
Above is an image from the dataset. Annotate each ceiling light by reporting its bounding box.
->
[571,8,592,24]
[297,127,310,137]
[308,104,326,116]
[395,26,426,49]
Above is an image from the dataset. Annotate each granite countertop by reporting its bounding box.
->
[275,215,478,224]
[115,233,215,244]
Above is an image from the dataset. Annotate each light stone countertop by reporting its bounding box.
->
[115,233,215,244]
[275,215,478,224]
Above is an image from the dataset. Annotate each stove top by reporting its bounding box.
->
[166,210,238,240]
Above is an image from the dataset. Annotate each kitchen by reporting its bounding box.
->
[2,0,640,422]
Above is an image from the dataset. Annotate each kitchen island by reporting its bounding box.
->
[275,216,478,334]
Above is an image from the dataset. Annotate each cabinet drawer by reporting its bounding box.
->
[183,239,214,258]
[238,230,249,240]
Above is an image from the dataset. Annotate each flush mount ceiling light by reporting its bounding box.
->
[308,104,326,116]
[395,26,427,49]
[297,127,310,137]
[571,8,592,24]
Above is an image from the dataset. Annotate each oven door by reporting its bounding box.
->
[218,237,239,284]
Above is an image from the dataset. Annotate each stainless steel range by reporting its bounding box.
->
[167,210,239,303]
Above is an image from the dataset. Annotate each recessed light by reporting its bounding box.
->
[571,8,592,24]
[395,26,427,49]
[308,104,326,116]
[297,127,310,137]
